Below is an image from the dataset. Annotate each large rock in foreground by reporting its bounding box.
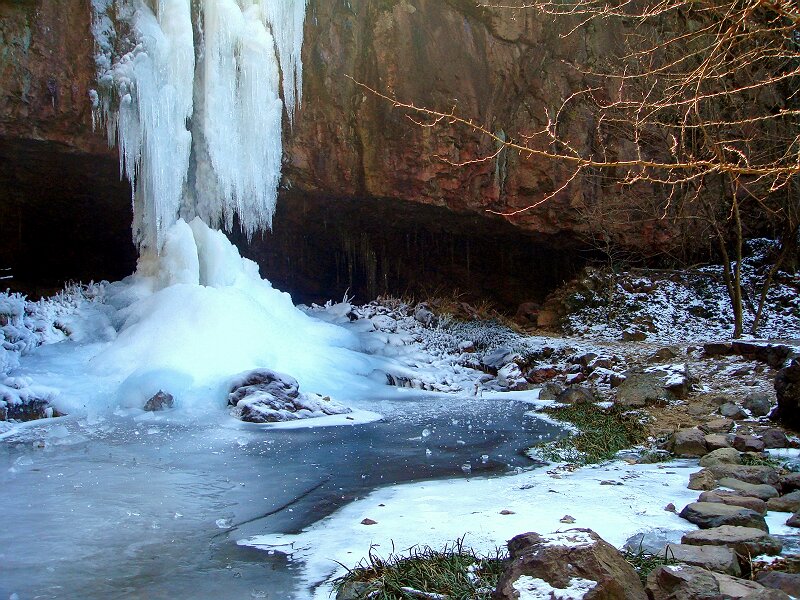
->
[493,529,646,600]
[227,369,351,423]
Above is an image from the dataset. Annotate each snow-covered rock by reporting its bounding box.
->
[494,529,646,600]
[227,368,351,423]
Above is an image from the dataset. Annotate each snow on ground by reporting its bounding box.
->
[239,460,706,599]
[2,229,799,598]
[562,239,800,343]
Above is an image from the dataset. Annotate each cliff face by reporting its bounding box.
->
[0,0,626,300]
[0,0,135,294]
[289,0,616,238]
[0,0,109,153]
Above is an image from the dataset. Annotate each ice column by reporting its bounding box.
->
[95,0,195,252]
[258,0,308,125]
[91,0,307,252]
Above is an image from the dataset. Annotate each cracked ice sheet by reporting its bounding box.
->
[239,460,703,599]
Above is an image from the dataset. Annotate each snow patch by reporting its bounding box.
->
[513,575,597,600]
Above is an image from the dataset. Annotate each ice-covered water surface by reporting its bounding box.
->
[0,392,562,599]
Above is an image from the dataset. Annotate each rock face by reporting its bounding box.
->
[774,359,800,430]
[0,0,136,292]
[0,0,712,300]
[493,529,646,600]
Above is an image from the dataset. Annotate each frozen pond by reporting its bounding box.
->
[0,391,564,599]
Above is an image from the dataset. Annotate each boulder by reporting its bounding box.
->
[529,368,560,384]
[704,433,732,450]
[615,371,677,408]
[623,529,684,555]
[538,382,564,401]
[606,373,625,389]
[704,342,734,357]
[720,403,748,420]
[557,385,595,405]
[688,404,711,417]
[143,390,173,412]
[712,572,790,599]
[774,358,800,429]
[698,491,767,515]
[781,472,800,492]
[645,566,788,600]
[493,529,646,600]
[699,447,741,467]
[765,490,800,513]
[649,347,679,362]
[760,428,789,449]
[671,428,708,458]
[755,572,800,598]
[679,502,768,531]
[662,543,741,576]
[622,328,647,342]
[645,565,720,600]
[787,512,800,527]
[589,357,614,371]
[717,478,779,501]
[733,435,766,453]
[574,352,598,367]
[688,469,718,491]
[482,347,519,373]
[708,465,782,487]
[228,369,351,423]
[681,525,783,557]
[744,393,772,418]
[701,418,735,434]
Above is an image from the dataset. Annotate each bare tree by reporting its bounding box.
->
[349,0,800,337]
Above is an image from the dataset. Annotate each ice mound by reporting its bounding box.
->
[10,218,376,416]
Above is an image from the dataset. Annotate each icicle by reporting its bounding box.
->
[90,0,307,252]
[195,0,283,237]
[257,0,307,125]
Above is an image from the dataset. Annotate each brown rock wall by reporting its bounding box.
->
[0,0,640,295]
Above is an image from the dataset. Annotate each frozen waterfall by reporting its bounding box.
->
[91,0,307,252]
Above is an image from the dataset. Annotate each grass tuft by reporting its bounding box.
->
[739,453,781,467]
[530,403,647,466]
[623,546,679,585]
[332,538,509,599]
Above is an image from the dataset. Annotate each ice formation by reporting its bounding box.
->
[91,0,307,252]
